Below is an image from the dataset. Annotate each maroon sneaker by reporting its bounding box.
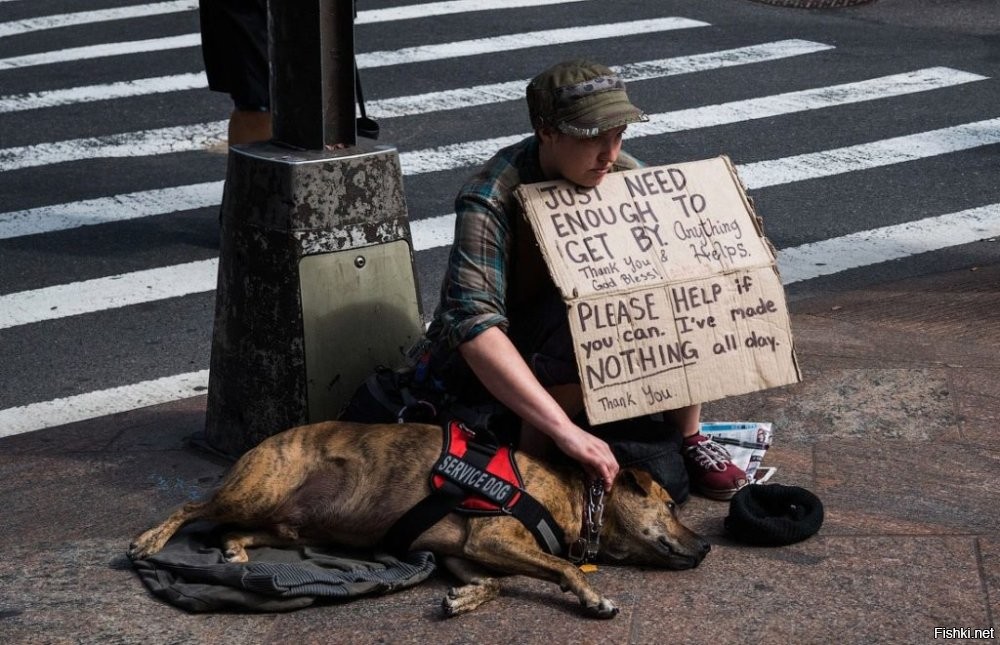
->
[683,434,749,500]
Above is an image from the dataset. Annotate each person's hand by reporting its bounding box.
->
[550,424,619,491]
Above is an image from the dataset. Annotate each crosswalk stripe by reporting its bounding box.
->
[0,39,830,115]
[0,259,219,330]
[0,33,202,70]
[411,213,459,252]
[0,0,592,41]
[0,370,210,439]
[0,67,981,175]
[0,120,227,173]
[0,16,702,72]
[776,203,1000,283]
[0,0,197,39]
[0,72,208,114]
[399,67,987,174]
[4,202,999,437]
[3,115,1000,330]
[740,118,1000,188]
[370,39,833,118]
[357,0,594,24]
[0,181,224,240]
[356,17,707,68]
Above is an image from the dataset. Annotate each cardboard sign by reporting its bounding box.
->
[515,156,801,425]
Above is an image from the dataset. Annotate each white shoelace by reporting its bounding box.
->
[686,438,733,472]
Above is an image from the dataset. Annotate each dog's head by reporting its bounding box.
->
[598,469,710,570]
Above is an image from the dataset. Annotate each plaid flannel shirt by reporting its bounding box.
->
[424,135,642,357]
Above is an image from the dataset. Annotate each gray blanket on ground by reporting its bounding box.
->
[130,523,436,612]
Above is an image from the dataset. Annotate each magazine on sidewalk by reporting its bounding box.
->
[699,422,774,483]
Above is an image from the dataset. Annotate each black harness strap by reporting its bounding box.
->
[381,431,495,555]
[506,491,565,556]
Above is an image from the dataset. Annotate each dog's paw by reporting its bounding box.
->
[441,592,463,617]
[125,541,148,561]
[441,580,500,617]
[583,596,619,619]
[223,547,249,563]
[126,535,160,560]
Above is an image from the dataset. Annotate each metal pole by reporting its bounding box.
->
[269,0,356,149]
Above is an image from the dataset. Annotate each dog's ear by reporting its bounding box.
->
[621,469,654,497]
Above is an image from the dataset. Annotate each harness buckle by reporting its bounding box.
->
[568,538,589,564]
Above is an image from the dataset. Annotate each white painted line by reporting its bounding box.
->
[3,203,999,437]
[15,64,962,176]
[0,370,209,439]
[777,204,1000,283]
[371,39,834,118]
[0,0,591,40]
[638,66,988,132]
[0,16,700,71]
[0,33,202,70]
[357,0,592,24]
[0,0,197,39]
[0,72,207,114]
[740,118,1000,188]
[0,40,829,116]
[411,212,459,252]
[356,17,708,68]
[0,181,223,240]
[0,70,991,230]
[400,67,988,174]
[0,215,450,327]
[0,120,226,173]
[0,259,219,330]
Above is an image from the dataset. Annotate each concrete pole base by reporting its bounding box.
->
[205,141,422,457]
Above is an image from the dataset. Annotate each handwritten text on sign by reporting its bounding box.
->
[516,156,800,425]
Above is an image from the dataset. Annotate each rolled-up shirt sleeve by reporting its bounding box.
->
[434,192,513,349]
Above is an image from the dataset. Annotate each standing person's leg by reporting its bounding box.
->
[199,0,271,144]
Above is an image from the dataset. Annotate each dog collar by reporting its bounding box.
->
[568,479,605,564]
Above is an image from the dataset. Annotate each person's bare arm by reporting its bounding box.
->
[458,326,618,489]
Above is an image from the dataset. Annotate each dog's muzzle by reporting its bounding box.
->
[659,535,711,569]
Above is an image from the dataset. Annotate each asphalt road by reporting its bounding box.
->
[1,0,998,433]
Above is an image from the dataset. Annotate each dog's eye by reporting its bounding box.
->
[666,501,677,513]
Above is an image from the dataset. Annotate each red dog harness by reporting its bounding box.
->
[383,422,565,556]
[430,421,523,512]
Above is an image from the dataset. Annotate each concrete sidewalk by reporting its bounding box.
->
[1,262,998,645]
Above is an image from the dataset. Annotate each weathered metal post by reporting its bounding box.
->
[204,0,423,456]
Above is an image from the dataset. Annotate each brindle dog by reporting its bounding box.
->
[128,421,709,618]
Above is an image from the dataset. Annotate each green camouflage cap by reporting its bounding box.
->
[526,59,648,137]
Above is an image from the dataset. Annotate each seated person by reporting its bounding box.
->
[343,59,748,502]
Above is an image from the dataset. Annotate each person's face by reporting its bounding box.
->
[539,125,626,187]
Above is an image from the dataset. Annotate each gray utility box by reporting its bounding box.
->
[206,141,423,456]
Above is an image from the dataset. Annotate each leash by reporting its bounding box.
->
[568,479,605,564]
